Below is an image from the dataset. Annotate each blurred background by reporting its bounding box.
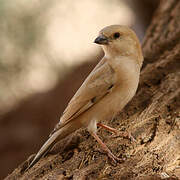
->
[0,0,158,178]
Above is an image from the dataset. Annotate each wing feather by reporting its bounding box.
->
[55,58,115,132]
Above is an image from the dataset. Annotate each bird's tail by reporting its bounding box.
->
[27,120,81,169]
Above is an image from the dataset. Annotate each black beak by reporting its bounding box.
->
[94,35,108,45]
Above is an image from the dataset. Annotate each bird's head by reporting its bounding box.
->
[94,25,143,67]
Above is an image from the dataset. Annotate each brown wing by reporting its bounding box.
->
[50,58,116,134]
[61,58,115,122]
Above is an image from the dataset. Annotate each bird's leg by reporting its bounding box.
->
[97,123,119,134]
[97,123,136,142]
[91,132,121,163]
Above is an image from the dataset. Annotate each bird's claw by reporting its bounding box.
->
[107,152,124,164]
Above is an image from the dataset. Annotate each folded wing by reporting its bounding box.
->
[52,58,116,133]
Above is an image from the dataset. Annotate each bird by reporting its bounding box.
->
[28,25,143,169]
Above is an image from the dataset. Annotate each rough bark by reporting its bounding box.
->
[5,0,180,179]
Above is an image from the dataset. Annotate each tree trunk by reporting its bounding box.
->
[5,0,180,179]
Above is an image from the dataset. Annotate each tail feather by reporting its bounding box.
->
[27,120,80,170]
[27,132,58,169]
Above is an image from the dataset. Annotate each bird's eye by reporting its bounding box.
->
[113,32,120,39]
